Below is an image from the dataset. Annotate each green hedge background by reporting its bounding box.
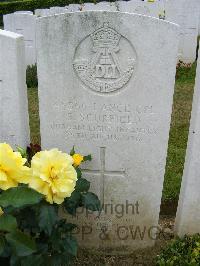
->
[0,0,105,26]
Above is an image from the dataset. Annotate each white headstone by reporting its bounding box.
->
[199,14,200,35]
[165,0,199,65]
[35,9,51,17]
[194,0,200,35]
[175,45,200,237]
[95,2,117,11]
[3,13,37,66]
[0,30,30,148]
[14,11,33,14]
[82,3,97,11]
[81,2,117,11]
[49,6,68,15]
[68,4,81,12]
[117,0,198,65]
[36,11,179,252]
[117,0,147,14]
[117,0,162,18]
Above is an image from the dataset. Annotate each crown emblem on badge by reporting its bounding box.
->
[91,22,121,48]
[74,22,136,93]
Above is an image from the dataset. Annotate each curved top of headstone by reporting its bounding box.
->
[36,10,179,29]
[14,11,33,15]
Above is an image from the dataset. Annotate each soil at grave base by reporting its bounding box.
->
[74,216,175,266]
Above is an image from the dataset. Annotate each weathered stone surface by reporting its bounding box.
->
[0,30,30,148]
[117,0,159,17]
[14,11,33,14]
[175,45,200,237]
[3,13,37,66]
[165,0,199,65]
[81,3,97,11]
[68,4,81,12]
[35,9,51,17]
[49,6,68,15]
[95,2,117,11]
[36,11,179,253]
[117,0,199,65]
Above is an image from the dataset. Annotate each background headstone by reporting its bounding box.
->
[81,3,97,11]
[14,11,33,15]
[117,0,199,65]
[117,0,164,19]
[49,6,68,15]
[36,11,179,252]
[68,4,81,12]
[3,13,37,66]
[35,9,51,17]
[175,44,200,237]
[165,0,199,65]
[0,30,30,148]
[95,2,117,11]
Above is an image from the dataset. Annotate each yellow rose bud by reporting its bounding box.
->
[72,154,84,167]
[29,149,77,204]
[0,143,31,190]
[0,207,4,216]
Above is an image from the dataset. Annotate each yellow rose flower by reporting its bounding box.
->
[0,143,31,190]
[72,154,84,167]
[29,149,77,204]
[0,207,4,216]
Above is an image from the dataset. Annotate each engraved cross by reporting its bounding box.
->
[81,147,126,205]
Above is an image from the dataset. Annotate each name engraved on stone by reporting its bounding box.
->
[73,22,137,93]
[50,100,156,143]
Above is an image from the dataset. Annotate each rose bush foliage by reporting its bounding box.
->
[0,143,100,265]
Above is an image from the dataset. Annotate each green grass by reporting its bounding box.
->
[27,63,196,201]
[27,87,40,145]
[162,64,196,200]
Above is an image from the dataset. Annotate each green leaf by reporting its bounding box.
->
[63,223,77,232]
[70,146,75,156]
[47,253,71,266]
[76,168,82,179]
[0,236,6,255]
[6,230,36,257]
[21,254,44,266]
[39,205,58,235]
[18,207,39,233]
[10,255,21,266]
[0,214,17,232]
[82,192,101,211]
[64,191,81,215]
[83,155,92,162]
[16,146,27,159]
[63,236,78,256]
[0,187,43,208]
[0,241,11,258]
[76,178,90,192]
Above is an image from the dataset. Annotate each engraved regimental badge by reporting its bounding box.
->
[73,23,137,93]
